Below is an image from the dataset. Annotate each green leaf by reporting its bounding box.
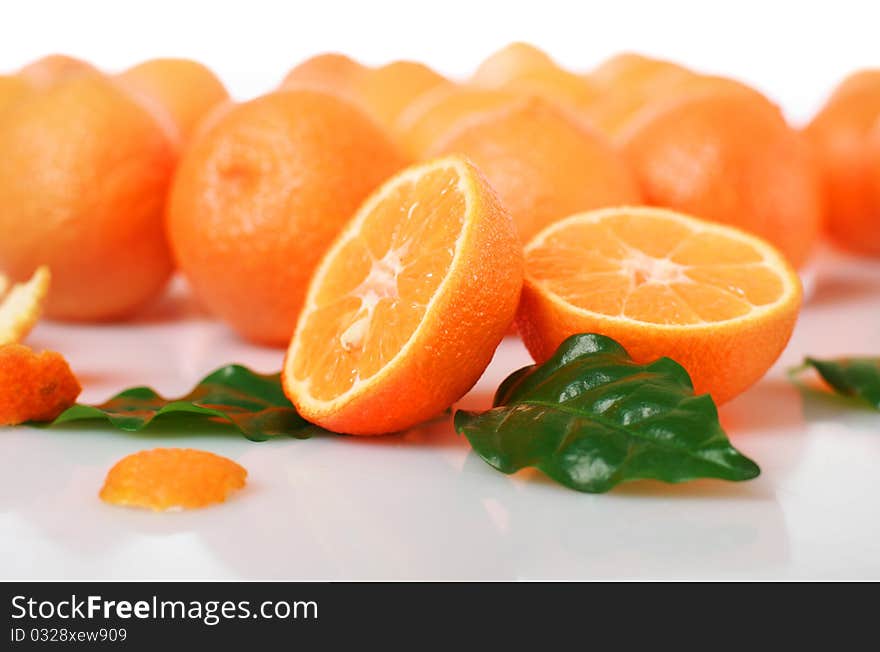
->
[49,364,323,441]
[454,333,760,493]
[794,357,880,410]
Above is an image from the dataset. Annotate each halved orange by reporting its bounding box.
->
[517,206,802,404]
[283,155,523,434]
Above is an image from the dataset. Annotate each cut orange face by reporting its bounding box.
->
[283,155,523,435]
[517,206,802,404]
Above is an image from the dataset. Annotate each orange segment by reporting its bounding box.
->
[100,448,246,511]
[284,155,523,435]
[517,206,802,404]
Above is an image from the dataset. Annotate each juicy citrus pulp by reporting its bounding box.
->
[284,155,522,434]
[100,448,247,511]
[517,206,802,403]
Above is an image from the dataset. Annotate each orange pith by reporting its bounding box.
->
[99,448,247,511]
[517,206,802,404]
[284,155,522,435]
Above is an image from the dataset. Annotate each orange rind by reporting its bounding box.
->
[0,343,81,425]
[100,448,247,511]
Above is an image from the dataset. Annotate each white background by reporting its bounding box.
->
[2,0,879,125]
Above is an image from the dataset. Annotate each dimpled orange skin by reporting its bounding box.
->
[0,73,176,321]
[283,157,523,435]
[804,70,880,255]
[0,344,81,425]
[18,54,98,89]
[99,448,246,511]
[167,90,407,346]
[118,58,230,145]
[620,92,823,268]
[428,98,641,242]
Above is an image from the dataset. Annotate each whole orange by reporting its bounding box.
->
[167,90,406,345]
[354,60,450,133]
[0,73,176,321]
[279,53,365,97]
[620,92,823,268]
[393,85,519,158]
[428,97,641,242]
[471,42,598,115]
[804,70,880,255]
[587,53,766,139]
[118,58,229,146]
[18,54,97,89]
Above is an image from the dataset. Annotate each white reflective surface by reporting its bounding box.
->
[2,247,879,580]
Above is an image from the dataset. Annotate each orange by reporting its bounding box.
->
[871,120,880,219]
[586,53,766,138]
[471,42,598,114]
[283,156,522,435]
[590,52,692,90]
[428,97,641,242]
[620,92,823,268]
[18,54,97,89]
[0,343,81,425]
[353,60,450,133]
[517,206,802,404]
[99,448,246,511]
[393,85,519,158]
[279,52,365,97]
[0,73,176,321]
[118,58,230,145]
[167,90,406,346]
[0,75,31,114]
[804,70,880,255]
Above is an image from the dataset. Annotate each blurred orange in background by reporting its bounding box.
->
[429,97,641,242]
[805,70,880,256]
[0,69,176,321]
[167,90,406,345]
[621,92,823,268]
[118,58,230,147]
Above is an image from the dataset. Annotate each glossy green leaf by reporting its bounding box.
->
[795,357,880,409]
[454,333,760,493]
[49,364,323,441]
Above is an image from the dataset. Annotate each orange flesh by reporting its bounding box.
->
[525,210,785,325]
[292,167,466,400]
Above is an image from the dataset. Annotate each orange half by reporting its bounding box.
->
[284,155,522,434]
[517,206,802,403]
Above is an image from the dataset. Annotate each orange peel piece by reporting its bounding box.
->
[100,448,247,511]
[0,266,50,345]
[0,343,81,425]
